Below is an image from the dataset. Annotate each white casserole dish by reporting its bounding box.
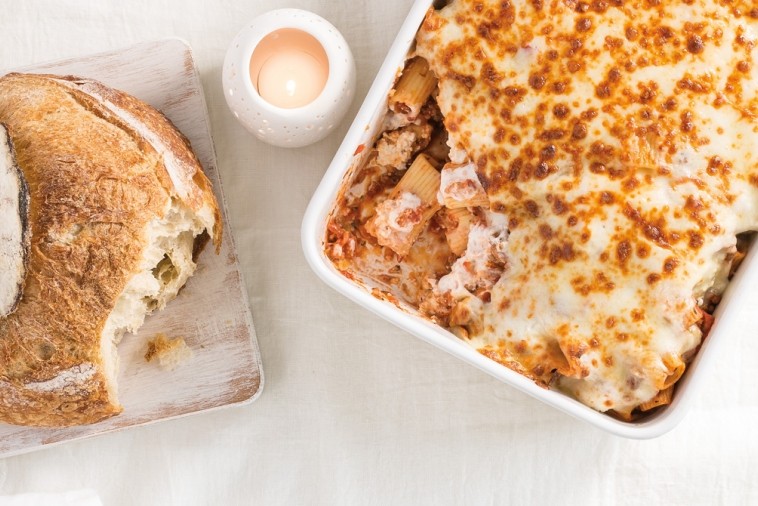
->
[301,0,755,438]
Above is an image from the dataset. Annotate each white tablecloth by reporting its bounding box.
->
[1,1,756,504]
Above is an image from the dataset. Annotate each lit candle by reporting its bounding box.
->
[249,29,329,109]
[257,49,328,108]
[226,10,356,147]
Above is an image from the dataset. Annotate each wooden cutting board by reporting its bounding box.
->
[0,39,263,458]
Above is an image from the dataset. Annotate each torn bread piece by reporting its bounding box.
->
[0,124,29,318]
[145,333,193,371]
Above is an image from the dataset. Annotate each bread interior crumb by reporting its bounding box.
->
[99,198,207,402]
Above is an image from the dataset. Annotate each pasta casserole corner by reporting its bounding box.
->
[326,0,757,419]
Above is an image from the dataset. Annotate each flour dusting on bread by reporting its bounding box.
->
[24,364,97,394]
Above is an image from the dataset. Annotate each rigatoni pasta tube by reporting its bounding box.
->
[443,207,474,256]
[661,354,686,390]
[389,57,437,120]
[439,163,490,209]
[391,153,441,203]
[365,154,441,256]
[639,386,674,412]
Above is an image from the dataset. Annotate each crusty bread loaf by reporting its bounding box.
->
[0,73,221,427]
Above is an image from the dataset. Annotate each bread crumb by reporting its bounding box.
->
[144,333,192,371]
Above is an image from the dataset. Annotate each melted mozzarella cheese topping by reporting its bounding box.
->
[379,192,424,234]
[438,162,488,205]
[437,211,509,297]
[417,0,758,414]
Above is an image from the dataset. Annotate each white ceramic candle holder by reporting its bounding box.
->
[223,9,356,148]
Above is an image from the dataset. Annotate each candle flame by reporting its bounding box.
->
[285,79,297,97]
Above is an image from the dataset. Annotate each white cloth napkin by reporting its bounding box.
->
[0,490,102,506]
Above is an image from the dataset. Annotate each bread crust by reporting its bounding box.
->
[0,73,220,426]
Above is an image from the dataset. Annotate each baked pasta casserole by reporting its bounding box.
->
[325,0,757,419]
